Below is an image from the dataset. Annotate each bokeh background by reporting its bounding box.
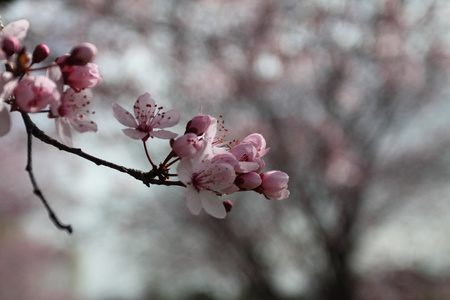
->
[1,0,450,299]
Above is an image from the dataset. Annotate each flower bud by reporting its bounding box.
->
[235,172,262,190]
[171,133,204,158]
[2,35,20,57]
[259,171,290,200]
[67,42,97,66]
[222,200,233,212]
[185,114,212,135]
[32,44,50,64]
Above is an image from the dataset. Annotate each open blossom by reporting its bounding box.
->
[56,52,102,91]
[177,143,236,218]
[14,75,60,113]
[53,88,97,147]
[259,171,290,200]
[113,93,180,141]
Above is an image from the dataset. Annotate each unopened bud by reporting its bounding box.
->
[185,115,212,135]
[67,42,97,66]
[223,200,233,212]
[235,172,262,190]
[32,44,50,64]
[2,35,19,57]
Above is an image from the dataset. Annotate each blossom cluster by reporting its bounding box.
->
[1,18,289,220]
[114,94,290,218]
[0,19,102,146]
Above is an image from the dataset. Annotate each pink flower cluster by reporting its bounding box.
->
[113,95,289,218]
[0,19,102,146]
[172,114,290,218]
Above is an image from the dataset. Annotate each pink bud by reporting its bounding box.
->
[223,200,233,212]
[235,172,262,190]
[32,44,50,64]
[260,171,290,200]
[67,43,97,66]
[2,35,20,57]
[185,114,212,135]
[171,133,204,158]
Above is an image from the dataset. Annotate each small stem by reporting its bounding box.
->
[142,140,157,169]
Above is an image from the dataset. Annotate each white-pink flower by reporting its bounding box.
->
[241,133,270,158]
[177,144,236,218]
[53,88,97,147]
[113,93,180,141]
[259,170,290,200]
[14,75,60,113]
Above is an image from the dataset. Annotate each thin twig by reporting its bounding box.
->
[22,112,73,234]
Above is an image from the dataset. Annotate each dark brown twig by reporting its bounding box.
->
[22,112,73,234]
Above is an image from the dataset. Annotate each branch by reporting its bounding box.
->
[20,112,185,187]
[23,112,73,234]
[20,112,185,233]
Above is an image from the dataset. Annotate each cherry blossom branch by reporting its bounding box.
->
[21,112,185,187]
[23,112,73,234]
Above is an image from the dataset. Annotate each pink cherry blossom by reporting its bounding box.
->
[177,144,236,218]
[14,75,60,113]
[171,133,205,158]
[241,133,270,157]
[230,142,264,173]
[113,93,180,141]
[259,170,290,200]
[53,88,97,147]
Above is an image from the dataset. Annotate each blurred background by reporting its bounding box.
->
[1,0,450,299]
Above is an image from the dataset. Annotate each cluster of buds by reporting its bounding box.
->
[0,19,102,146]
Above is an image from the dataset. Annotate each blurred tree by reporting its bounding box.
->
[3,0,450,299]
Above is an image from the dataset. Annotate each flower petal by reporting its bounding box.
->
[200,190,226,218]
[155,109,180,128]
[176,158,193,186]
[113,103,137,128]
[1,19,29,42]
[122,128,147,140]
[134,93,155,124]
[55,117,73,147]
[185,186,202,215]
[151,129,178,139]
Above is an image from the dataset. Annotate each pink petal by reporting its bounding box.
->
[134,93,155,124]
[185,186,202,215]
[122,128,147,140]
[206,161,236,192]
[155,109,180,128]
[55,118,73,147]
[151,129,178,139]
[69,117,97,133]
[46,63,64,93]
[177,158,194,185]
[200,191,226,218]
[113,103,138,128]
[1,19,29,42]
